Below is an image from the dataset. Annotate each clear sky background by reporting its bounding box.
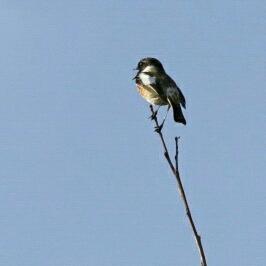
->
[0,1,265,266]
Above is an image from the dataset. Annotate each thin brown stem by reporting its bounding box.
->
[149,105,176,175]
[175,137,207,266]
[149,105,207,266]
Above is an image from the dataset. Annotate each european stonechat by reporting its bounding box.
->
[133,58,186,127]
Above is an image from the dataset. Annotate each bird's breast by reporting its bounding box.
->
[136,84,168,106]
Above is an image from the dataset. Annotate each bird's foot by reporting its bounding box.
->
[154,123,164,133]
[149,110,158,120]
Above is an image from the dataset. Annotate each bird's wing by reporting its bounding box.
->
[138,72,164,97]
[168,76,186,109]
[147,83,164,97]
[176,86,186,109]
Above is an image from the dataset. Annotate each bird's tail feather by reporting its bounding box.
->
[168,98,186,125]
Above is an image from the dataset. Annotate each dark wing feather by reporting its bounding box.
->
[176,86,186,109]
[168,75,186,109]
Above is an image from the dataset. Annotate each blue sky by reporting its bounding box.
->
[0,1,265,265]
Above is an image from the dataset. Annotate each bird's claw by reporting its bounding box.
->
[149,110,158,120]
[154,123,163,133]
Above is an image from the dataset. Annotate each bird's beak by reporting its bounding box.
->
[132,67,139,80]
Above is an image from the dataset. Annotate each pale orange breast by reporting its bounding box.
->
[136,84,168,106]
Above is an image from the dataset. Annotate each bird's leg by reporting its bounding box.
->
[154,105,170,133]
[149,106,161,120]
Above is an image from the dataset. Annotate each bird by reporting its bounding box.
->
[133,57,186,130]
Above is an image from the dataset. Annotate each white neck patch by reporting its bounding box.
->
[139,72,156,85]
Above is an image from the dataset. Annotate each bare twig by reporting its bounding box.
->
[175,137,207,266]
[149,105,207,266]
[149,105,176,175]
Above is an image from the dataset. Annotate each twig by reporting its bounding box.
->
[149,105,207,266]
[175,137,207,266]
[149,105,176,175]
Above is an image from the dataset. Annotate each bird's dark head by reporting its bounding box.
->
[135,57,165,73]
[133,57,165,80]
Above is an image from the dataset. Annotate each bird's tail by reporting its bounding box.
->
[168,98,186,125]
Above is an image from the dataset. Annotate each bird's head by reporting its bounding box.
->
[133,57,165,80]
[136,57,164,72]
